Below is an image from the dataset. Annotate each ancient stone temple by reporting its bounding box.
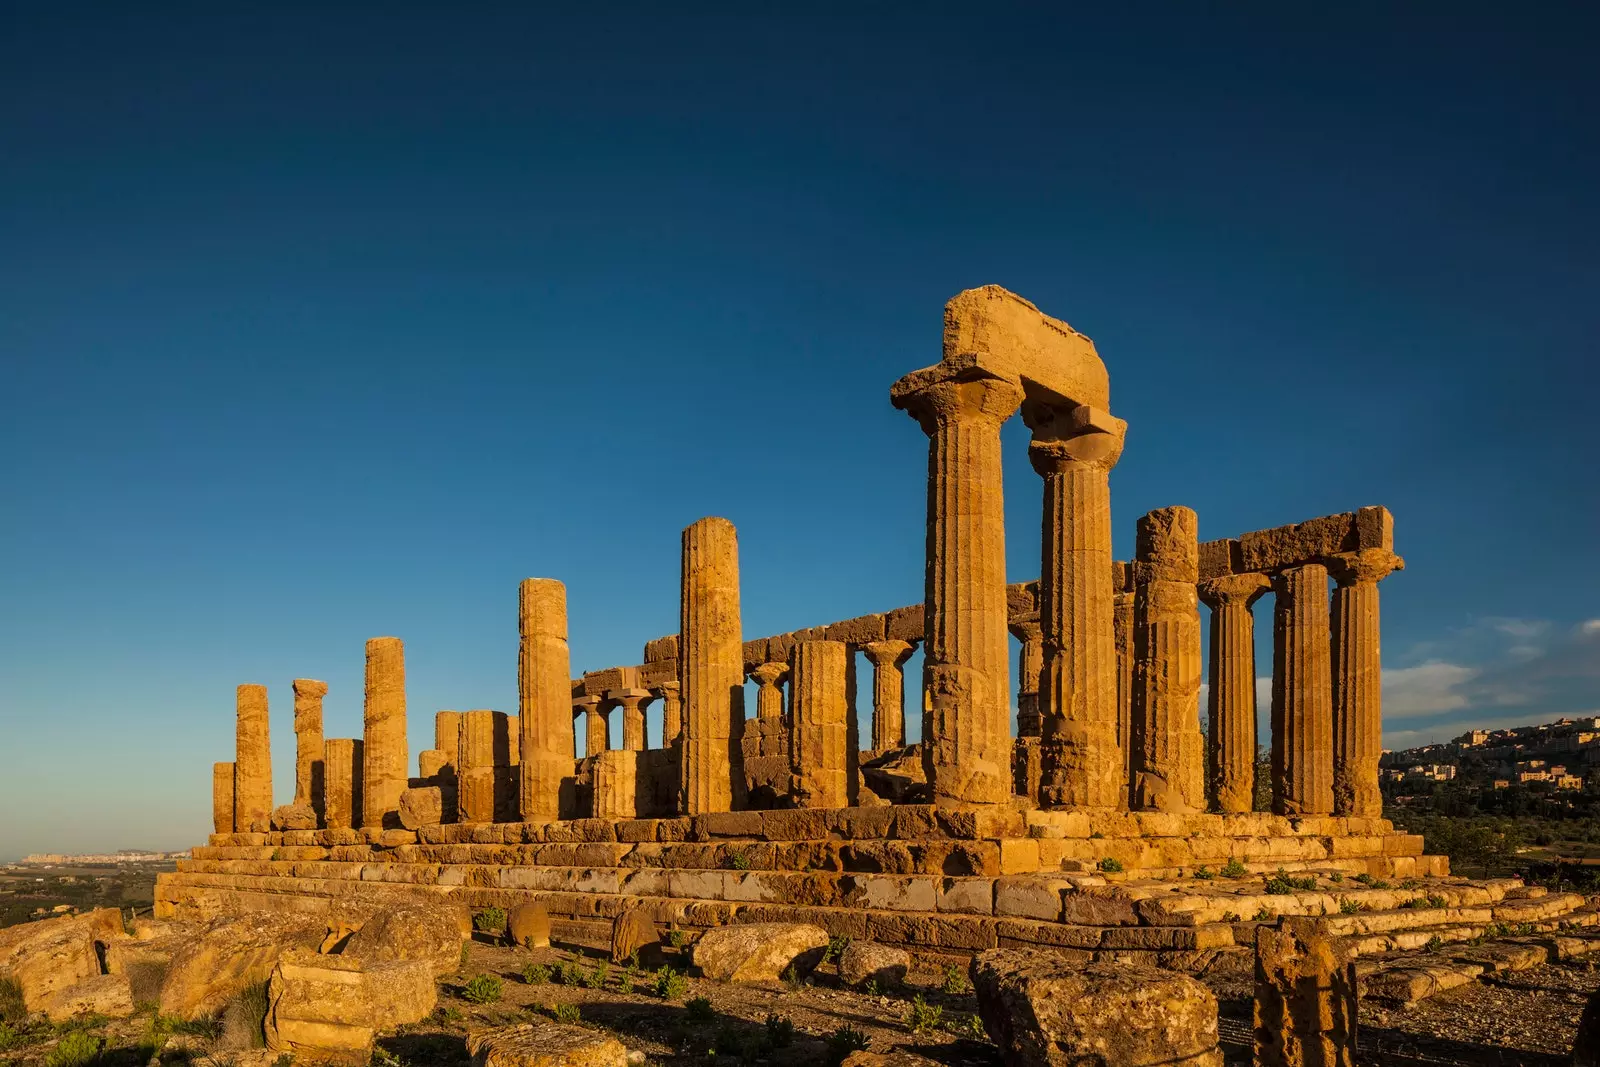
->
[160,285,1456,978]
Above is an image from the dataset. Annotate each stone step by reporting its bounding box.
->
[1358,928,1600,1004]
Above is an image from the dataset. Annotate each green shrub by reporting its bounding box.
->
[1425,935,1443,952]
[665,928,688,949]
[685,997,714,1023]
[547,1003,580,1024]
[1088,831,1104,839]
[433,1005,463,1025]
[764,1014,795,1048]
[617,971,635,995]
[0,1021,36,1053]
[957,1012,988,1040]
[905,995,944,1035]
[1339,898,1360,915]
[1221,911,1241,923]
[941,964,969,995]
[1192,865,1213,880]
[1328,871,1344,883]
[581,963,609,990]
[653,966,688,1000]
[1253,906,1273,922]
[1097,857,1123,873]
[1220,858,1248,878]
[521,963,551,985]
[1351,873,1374,886]
[460,974,503,1004]
[1426,894,1447,908]
[472,908,506,935]
[557,960,585,986]
[824,935,852,963]
[0,976,24,1023]
[728,851,752,871]
[1263,868,1318,894]
[825,1024,869,1061]
[863,979,880,996]
[45,1031,100,1067]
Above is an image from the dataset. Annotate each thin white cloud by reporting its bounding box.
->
[1382,661,1478,717]
[1580,619,1600,636]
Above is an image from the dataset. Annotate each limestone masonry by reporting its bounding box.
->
[159,285,1467,976]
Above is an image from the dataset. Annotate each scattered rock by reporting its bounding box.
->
[841,1053,942,1067]
[342,902,467,977]
[859,747,928,805]
[693,922,828,984]
[837,942,909,989]
[0,908,126,1014]
[610,909,657,964]
[508,902,550,949]
[159,911,328,1019]
[466,1019,628,1067]
[271,803,318,831]
[265,949,436,1059]
[399,786,445,830]
[971,948,1223,1067]
[44,973,135,1023]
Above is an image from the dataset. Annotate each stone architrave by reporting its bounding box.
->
[322,738,363,830]
[518,578,574,821]
[434,711,461,770]
[678,516,744,814]
[611,688,652,752]
[1198,573,1271,813]
[291,679,328,823]
[1130,507,1206,813]
[212,763,235,835]
[233,684,272,833]
[653,681,682,746]
[456,710,497,823]
[361,637,408,830]
[1007,621,1043,738]
[1328,550,1403,818]
[748,662,789,758]
[1028,403,1126,809]
[1272,564,1335,816]
[891,373,1025,806]
[574,697,606,757]
[862,640,914,751]
[789,640,854,808]
[1254,918,1358,1067]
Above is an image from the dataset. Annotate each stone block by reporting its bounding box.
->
[466,1019,627,1067]
[995,877,1069,922]
[883,604,925,642]
[824,613,887,645]
[265,950,436,1059]
[693,922,829,983]
[938,878,995,915]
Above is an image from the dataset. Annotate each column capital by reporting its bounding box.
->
[1026,403,1127,474]
[650,681,680,697]
[1198,572,1272,609]
[861,640,915,668]
[1327,549,1404,587]
[606,687,652,707]
[292,678,329,699]
[572,696,602,712]
[1007,617,1042,643]
[748,662,789,687]
[891,372,1025,436]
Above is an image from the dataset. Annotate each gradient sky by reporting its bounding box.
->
[2,5,1596,860]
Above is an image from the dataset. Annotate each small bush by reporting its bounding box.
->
[685,997,714,1023]
[1400,878,1421,891]
[665,928,688,949]
[581,963,609,990]
[1426,894,1447,908]
[825,1024,870,1061]
[472,908,506,935]
[1339,898,1360,915]
[0,1021,38,1053]
[521,963,551,985]
[905,995,944,1035]
[941,964,968,995]
[547,1003,580,1024]
[1220,859,1248,878]
[225,980,271,1049]
[1262,868,1318,894]
[1192,866,1214,880]
[557,960,585,986]
[765,1014,795,1047]
[1328,871,1344,883]
[1221,911,1241,923]
[957,1012,988,1040]
[0,976,24,1023]
[1088,831,1104,839]
[45,1032,100,1067]
[460,973,503,1004]
[433,1005,463,1025]
[370,1045,402,1067]
[728,851,752,871]
[824,935,852,963]
[1425,935,1443,952]
[863,979,880,996]
[1253,906,1273,922]
[1370,879,1392,890]
[1097,857,1123,873]
[653,966,688,1000]
[617,972,635,995]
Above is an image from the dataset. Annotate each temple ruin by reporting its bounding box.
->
[158,285,1450,973]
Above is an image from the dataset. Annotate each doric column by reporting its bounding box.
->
[291,679,328,822]
[322,738,363,830]
[1272,564,1335,815]
[233,683,272,833]
[518,578,573,820]
[789,640,853,808]
[1130,507,1206,812]
[574,696,607,757]
[1112,583,1135,802]
[893,374,1024,806]
[612,688,652,752]
[1198,573,1271,813]
[678,516,744,814]
[434,711,461,770]
[860,641,914,750]
[653,682,682,746]
[212,762,235,835]
[1328,550,1403,818]
[1008,621,1043,738]
[592,750,641,818]
[747,662,789,758]
[1028,403,1126,809]
[361,636,408,830]
[456,709,497,822]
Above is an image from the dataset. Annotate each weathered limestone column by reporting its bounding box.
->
[322,738,363,830]
[233,684,272,833]
[592,751,641,819]
[212,763,235,835]
[1112,585,1136,801]
[1130,508,1206,812]
[747,662,789,758]
[1272,564,1335,816]
[1007,621,1043,738]
[861,641,914,750]
[518,577,574,820]
[612,689,651,752]
[653,682,682,746]
[1198,573,1271,813]
[1029,403,1126,809]
[678,516,744,814]
[1255,918,1358,1067]
[893,375,1024,806]
[361,636,408,830]
[434,711,462,769]
[457,709,497,822]
[574,697,606,757]
[291,679,328,821]
[1329,550,1403,818]
[789,640,853,808]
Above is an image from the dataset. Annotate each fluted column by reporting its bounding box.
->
[291,679,328,823]
[678,516,744,814]
[653,682,682,746]
[1130,507,1206,812]
[1329,550,1403,818]
[861,640,914,750]
[748,662,789,758]
[1272,564,1335,815]
[1007,621,1043,738]
[1028,403,1126,808]
[789,640,853,808]
[434,711,461,770]
[457,709,496,822]
[212,762,235,835]
[612,688,651,752]
[322,738,363,830]
[1199,573,1271,812]
[1112,582,1135,802]
[894,374,1024,806]
[361,636,407,830]
[574,697,607,757]
[518,578,573,820]
[233,684,272,833]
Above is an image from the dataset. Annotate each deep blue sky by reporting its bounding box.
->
[2,5,1596,858]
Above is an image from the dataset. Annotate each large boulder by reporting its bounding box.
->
[271,803,318,831]
[0,908,126,1014]
[44,973,136,1023]
[341,902,468,978]
[838,942,909,989]
[971,949,1223,1067]
[398,787,445,830]
[693,922,828,984]
[159,911,328,1019]
[1575,987,1600,1067]
[466,1020,627,1067]
[265,949,435,1059]
[508,903,550,949]
[610,909,657,964]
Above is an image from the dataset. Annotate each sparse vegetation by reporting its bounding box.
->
[825,1024,869,1061]
[1339,898,1361,914]
[44,1031,100,1067]
[905,995,944,1035]
[558,959,585,986]
[460,973,503,1004]
[520,962,551,985]
[581,962,609,990]
[1222,911,1241,923]
[0,976,23,1022]
[1192,865,1214,880]
[685,996,714,1023]
[1426,935,1444,951]
[1220,858,1248,878]
[941,963,969,995]
[1263,868,1318,894]
[1253,906,1273,922]
[665,928,688,949]
[764,1013,795,1047]
[727,851,752,871]
[652,966,688,1000]
[1097,857,1123,873]
[226,980,270,1049]
[472,907,506,935]
[823,935,851,963]
[547,1002,580,1024]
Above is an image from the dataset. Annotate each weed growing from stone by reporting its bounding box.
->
[1097,857,1123,873]
[728,851,752,871]
[472,908,506,935]
[1192,866,1214,880]
[665,928,688,949]
[824,935,852,963]
[1222,911,1241,922]
[1262,869,1317,894]
[1253,906,1273,922]
[1339,898,1361,915]
[1426,935,1444,952]
[1220,859,1248,878]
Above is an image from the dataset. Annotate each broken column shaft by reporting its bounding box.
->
[322,738,363,830]
[789,640,853,808]
[361,636,407,830]
[1130,507,1205,812]
[678,516,744,813]
[233,683,272,833]
[519,578,574,820]
[291,678,328,822]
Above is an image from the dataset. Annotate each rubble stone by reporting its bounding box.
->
[465,1020,627,1067]
[693,922,828,983]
